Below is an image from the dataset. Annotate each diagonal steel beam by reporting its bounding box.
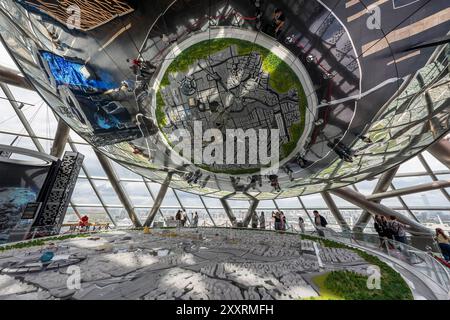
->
[331,187,432,236]
[353,166,399,232]
[242,192,259,228]
[0,65,32,90]
[428,137,450,170]
[50,118,70,158]
[199,195,217,227]
[144,173,173,227]
[367,180,450,201]
[94,150,141,227]
[321,191,350,232]
[220,193,237,227]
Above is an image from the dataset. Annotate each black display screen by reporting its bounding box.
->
[0,162,49,243]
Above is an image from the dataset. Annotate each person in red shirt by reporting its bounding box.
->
[79,215,89,231]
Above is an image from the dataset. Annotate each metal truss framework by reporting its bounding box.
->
[0,77,450,233]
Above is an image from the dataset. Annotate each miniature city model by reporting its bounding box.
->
[0,228,412,300]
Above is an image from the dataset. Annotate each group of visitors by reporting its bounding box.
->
[175,210,188,227]
[175,210,199,228]
[272,211,288,231]
[247,210,327,234]
[373,215,407,247]
[250,212,266,229]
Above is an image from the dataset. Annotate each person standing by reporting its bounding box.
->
[251,211,258,229]
[389,216,407,244]
[280,211,287,231]
[272,211,281,230]
[192,211,199,228]
[313,210,328,228]
[181,210,187,227]
[313,210,327,237]
[259,212,266,229]
[435,228,450,261]
[374,215,385,246]
[298,216,305,233]
[175,210,182,229]
[380,215,394,249]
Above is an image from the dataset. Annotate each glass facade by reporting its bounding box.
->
[0,0,448,234]
[0,69,449,231]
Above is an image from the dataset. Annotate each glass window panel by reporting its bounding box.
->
[92,179,122,206]
[112,162,142,180]
[71,207,111,223]
[9,85,43,105]
[10,136,38,153]
[134,208,151,223]
[148,183,161,197]
[70,130,87,143]
[107,208,132,226]
[201,196,223,208]
[277,209,316,232]
[354,178,379,195]
[0,133,20,145]
[160,188,181,207]
[401,190,449,208]
[437,175,450,195]
[233,209,248,221]
[175,190,204,208]
[397,156,427,174]
[74,144,107,177]
[71,179,101,205]
[392,176,433,189]
[380,196,404,208]
[23,103,58,139]
[208,209,230,227]
[275,197,301,209]
[227,200,249,209]
[411,211,450,233]
[122,181,153,207]
[300,194,327,209]
[0,100,29,135]
[422,151,449,172]
[182,209,214,227]
[257,200,277,210]
[38,139,53,155]
[0,42,19,70]
[63,207,79,224]
[339,209,364,229]
[330,194,357,208]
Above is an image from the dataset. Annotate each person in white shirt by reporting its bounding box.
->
[298,216,305,233]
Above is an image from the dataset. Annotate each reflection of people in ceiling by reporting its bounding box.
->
[271,8,285,38]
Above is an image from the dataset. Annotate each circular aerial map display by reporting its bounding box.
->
[153,32,313,175]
